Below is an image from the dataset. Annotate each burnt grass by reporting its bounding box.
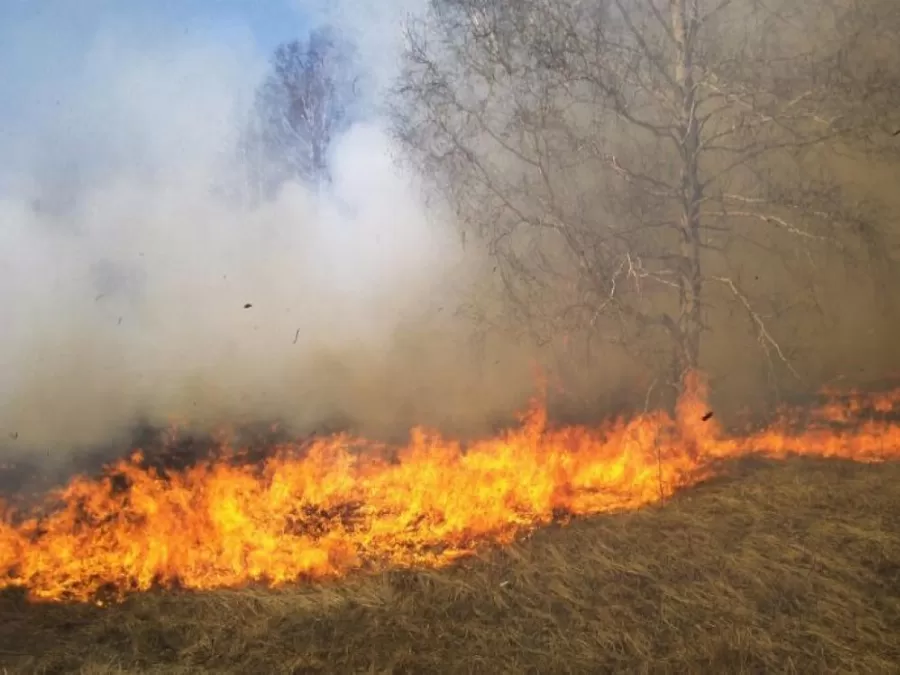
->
[0,457,899,674]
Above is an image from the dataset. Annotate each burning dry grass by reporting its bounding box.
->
[3,374,899,606]
[1,456,898,674]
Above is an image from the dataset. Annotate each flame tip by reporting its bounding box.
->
[2,372,899,602]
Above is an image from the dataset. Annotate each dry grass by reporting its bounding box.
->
[1,456,899,674]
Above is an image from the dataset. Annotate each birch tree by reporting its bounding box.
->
[393,0,900,399]
[243,26,360,201]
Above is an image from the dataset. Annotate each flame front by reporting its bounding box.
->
[1,373,899,602]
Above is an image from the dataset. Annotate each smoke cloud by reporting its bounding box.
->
[8,2,894,470]
[0,3,536,462]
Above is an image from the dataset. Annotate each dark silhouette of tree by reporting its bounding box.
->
[241,26,361,202]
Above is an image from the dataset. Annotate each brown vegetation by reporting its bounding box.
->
[393,0,900,410]
[2,456,898,674]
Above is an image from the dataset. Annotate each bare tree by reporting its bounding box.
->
[242,26,361,202]
[393,0,900,401]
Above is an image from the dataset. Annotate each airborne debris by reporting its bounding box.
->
[701,411,714,422]
[243,303,252,309]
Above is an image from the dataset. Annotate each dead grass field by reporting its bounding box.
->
[1,456,899,674]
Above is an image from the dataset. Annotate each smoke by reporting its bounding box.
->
[0,3,536,461]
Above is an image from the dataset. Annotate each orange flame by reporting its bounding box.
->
[1,372,899,603]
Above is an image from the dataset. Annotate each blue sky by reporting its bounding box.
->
[0,0,419,193]
[0,1,322,190]
[0,1,310,136]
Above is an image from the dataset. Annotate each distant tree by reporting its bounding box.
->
[393,0,900,403]
[241,26,361,202]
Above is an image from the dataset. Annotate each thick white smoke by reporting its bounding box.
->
[0,2,526,458]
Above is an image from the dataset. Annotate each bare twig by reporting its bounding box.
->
[714,276,801,381]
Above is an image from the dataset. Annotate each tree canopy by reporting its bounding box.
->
[241,26,361,201]
[392,0,900,403]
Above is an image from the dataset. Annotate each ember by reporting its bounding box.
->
[1,372,898,603]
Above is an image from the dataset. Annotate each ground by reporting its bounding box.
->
[1,457,898,674]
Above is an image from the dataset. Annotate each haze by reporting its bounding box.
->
[2,0,898,466]
[0,1,536,460]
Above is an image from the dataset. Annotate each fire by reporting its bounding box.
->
[1,372,898,603]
